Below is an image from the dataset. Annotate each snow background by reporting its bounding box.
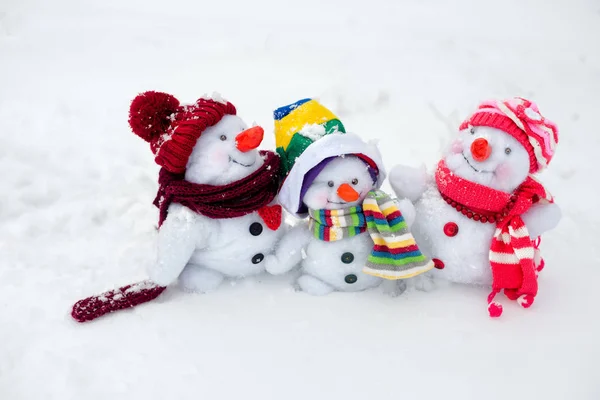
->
[1,0,599,398]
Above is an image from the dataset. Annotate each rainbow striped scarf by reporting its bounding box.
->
[308,206,366,241]
[362,190,434,279]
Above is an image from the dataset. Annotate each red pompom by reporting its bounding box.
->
[129,91,180,142]
[488,302,503,318]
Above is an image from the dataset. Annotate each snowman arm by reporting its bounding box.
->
[265,222,311,275]
[521,202,562,239]
[149,204,203,286]
[389,163,429,202]
[396,198,417,228]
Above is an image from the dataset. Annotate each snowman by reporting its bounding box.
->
[266,98,434,295]
[389,97,561,316]
[72,91,297,322]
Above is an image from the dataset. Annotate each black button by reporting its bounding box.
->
[341,252,354,264]
[252,253,264,264]
[345,274,358,284]
[249,222,263,236]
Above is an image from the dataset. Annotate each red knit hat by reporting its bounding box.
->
[129,91,237,174]
[459,97,559,174]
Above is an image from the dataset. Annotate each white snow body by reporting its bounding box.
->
[298,231,383,295]
[148,114,294,292]
[154,203,286,292]
[410,183,496,285]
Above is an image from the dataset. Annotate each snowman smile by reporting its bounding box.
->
[462,152,494,174]
[229,156,255,168]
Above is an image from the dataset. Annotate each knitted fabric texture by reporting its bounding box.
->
[459,97,559,173]
[362,190,434,280]
[308,206,366,241]
[72,280,166,323]
[436,160,553,317]
[154,150,281,226]
[273,98,346,177]
[129,91,237,174]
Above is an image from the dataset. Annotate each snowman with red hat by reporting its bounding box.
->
[389,97,561,317]
[267,98,435,295]
[72,91,296,322]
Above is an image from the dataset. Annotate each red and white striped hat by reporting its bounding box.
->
[459,97,559,174]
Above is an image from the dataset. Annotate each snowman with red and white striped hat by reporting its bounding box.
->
[389,97,561,317]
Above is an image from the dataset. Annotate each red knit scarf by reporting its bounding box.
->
[154,151,281,226]
[435,160,553,317]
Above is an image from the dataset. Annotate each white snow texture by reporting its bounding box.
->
[1,0,599,399]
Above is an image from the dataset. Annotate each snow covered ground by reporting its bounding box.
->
[1,0,599,398]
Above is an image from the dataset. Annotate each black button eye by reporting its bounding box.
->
[505,147,512,155]
[344,274,358,284]
[252,253,264,264]
[220,135,227,141]
[470,127,476,135]
[351,178,358,185]
[327,181,334,188]
[341,252,354,264]
[249,222,263,236]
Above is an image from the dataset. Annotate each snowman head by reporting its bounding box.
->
[444,98,559,193]
[273,98,386,217]
[185,115,264,185]
[445,126,530,193]
[128,91,265,185]
[303,155,377,210]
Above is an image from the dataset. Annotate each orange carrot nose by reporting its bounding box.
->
[235,126,264,152]
[471,138,491,162]
[337,183,360,202]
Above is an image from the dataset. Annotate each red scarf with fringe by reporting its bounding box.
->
[435,160,553,317]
